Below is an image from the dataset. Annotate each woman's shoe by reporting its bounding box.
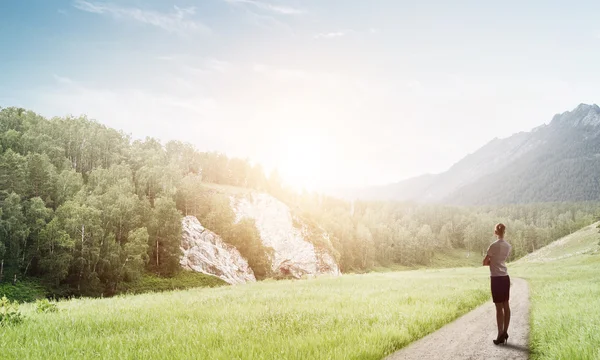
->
[504,332,509,341]
[493,333,507,345]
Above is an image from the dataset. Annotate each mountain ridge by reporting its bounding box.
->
[338,103,600,205]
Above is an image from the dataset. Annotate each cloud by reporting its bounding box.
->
[314,31,348,39]
[406,80,425,94]
[252,63,309,81]
[204,58,231,73]
[314,28,378,40]
[53,74,76,85]
[222,0,305,15]
[221,0,301,31]
[157,55,233,75]
[72,1,210,35]
[43,75,220,144]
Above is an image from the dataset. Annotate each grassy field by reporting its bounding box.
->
[428,248,483,268]
[2,219,597,359]
[0,268,489,360]
[512,222,600,360]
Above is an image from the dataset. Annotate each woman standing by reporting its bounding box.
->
[482,223,512,345]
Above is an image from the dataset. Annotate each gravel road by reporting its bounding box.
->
[385,277,530,360]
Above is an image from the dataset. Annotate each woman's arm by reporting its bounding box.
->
[482,255,491,266]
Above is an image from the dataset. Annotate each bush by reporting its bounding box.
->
[0,279,47,302]
[117,271,226,295]
[35,298,58,313]
[0,296,24,326]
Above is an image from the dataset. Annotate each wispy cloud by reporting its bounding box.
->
[72,0,210,35]
[223,0,305,15]
[48,75,218,131]
[157,55,233,75]
[315,28,381,40]
[315,31,348,39]
[53,74,76,85]
[252,63,309,81]
[406,80,425,95]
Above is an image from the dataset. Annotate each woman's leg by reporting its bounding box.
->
[494,303,504,336]
[502,301,511,334]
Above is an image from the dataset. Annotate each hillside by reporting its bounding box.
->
[517,221,600,262]
[511,222,600,359]
[347,103,600,205]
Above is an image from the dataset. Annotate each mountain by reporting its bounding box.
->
[346,103,600,205]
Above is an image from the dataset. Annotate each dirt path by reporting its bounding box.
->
[385,277,530,360]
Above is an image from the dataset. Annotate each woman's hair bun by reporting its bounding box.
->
[495,223,506,234]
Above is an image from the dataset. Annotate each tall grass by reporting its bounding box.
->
[513,250,600,359]
[0,268,488,360]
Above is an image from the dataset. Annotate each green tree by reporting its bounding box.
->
[53,169,83,207]
[55,199,104,293]
[0,150,27,199]
[0,129,23,153]
[176,174,204,216]
[122,228,150,281]
[38,218,74,286]
[22,197,52,274]
[228,219,273,280]
[0,193,29,270]
[148,197,182,276]
[26,153,57,202]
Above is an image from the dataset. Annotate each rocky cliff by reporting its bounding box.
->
[231,193,341,278]
[180,216,256,285]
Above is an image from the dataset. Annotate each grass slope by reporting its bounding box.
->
[519,222,600,262]
[0,269,489,360]
[512,222,600,360]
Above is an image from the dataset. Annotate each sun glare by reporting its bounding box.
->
[275,134,325,191]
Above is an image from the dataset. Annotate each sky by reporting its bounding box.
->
[2,0,600,191]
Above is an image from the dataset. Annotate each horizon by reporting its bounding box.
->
[3,1,600,190]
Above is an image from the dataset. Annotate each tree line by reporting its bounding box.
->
[282,192,598,271]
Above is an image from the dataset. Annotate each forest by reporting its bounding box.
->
[0,106,598,297]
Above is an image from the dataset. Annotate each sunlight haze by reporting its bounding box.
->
[2,0,600,190]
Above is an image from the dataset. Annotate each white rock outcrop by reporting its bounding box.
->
[231,193,341,278]
[180,216,256,285]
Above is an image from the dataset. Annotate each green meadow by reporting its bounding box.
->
[0,269,489,360]
[1,223,598,360]
[513,223,600,360]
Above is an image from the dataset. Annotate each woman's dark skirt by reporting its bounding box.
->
[490,275,510,303]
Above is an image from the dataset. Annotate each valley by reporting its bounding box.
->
[3,3,600,358]
[1,104,600,359]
